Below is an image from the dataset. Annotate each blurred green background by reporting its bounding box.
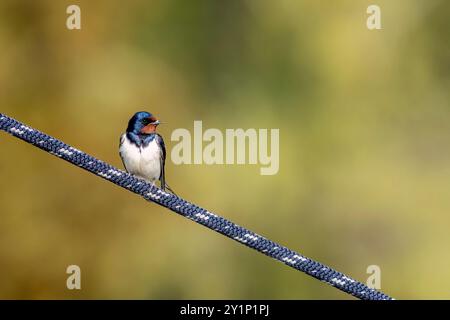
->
[0,0,449,299]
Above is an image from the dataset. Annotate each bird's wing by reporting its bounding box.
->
[155,133,166,191]
[119,133,128,171]
[155,134,177,194]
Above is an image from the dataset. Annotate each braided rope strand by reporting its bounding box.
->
[0,113,393,300]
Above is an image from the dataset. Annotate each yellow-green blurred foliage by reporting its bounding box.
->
[0,0,449,299]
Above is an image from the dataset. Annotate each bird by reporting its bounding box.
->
[119,111,175,193]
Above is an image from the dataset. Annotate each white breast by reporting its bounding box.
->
[120,134,161,183]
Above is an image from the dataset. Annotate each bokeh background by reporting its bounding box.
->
[0,0,449,299]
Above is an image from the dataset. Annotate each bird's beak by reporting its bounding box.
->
[150,119,160,125]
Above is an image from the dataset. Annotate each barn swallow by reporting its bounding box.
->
[119,111,175,193]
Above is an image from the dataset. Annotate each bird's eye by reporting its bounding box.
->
[142,119,149,125]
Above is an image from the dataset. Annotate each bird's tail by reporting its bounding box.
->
[163,183,177,196]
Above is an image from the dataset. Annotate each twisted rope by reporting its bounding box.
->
[0,113,393,300]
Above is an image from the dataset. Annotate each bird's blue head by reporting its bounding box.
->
[126,111,160,135]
